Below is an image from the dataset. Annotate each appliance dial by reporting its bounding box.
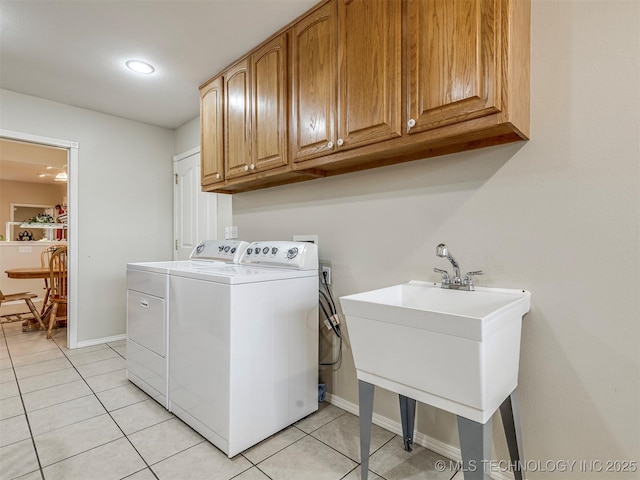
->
[231,247,236,254]
[262,247,269,254]
[224,246,230,252]
[287,247,299,259]
[271,247,278,255]
[247,248,253,255]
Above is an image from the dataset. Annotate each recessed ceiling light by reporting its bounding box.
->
[126,60,155,74]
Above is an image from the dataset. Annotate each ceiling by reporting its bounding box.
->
[0,138,67,185]
[0,0,318,130]
[0,0,317,184]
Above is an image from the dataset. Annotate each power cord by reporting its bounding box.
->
[319,268,342,368]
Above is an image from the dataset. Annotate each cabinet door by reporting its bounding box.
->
[252,34,288,171]
[224,59,252,179]
[338,0,402,150]
[200,77,224,186]
[406,0,501,135]
[290,1,338,163]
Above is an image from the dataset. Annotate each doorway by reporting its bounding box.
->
[0,129,79,348]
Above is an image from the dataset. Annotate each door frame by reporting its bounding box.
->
[0,129,79,348]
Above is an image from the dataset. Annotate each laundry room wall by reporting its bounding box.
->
[0,89,175,344]
[176,0,640,476]
[173,116,200,156]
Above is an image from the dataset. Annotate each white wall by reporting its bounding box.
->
[0,89,174,342]
[227,0,639,476]
[173,116,200,156]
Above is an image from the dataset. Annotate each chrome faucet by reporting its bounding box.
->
[434,243,484,291]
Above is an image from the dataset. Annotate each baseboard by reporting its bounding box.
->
[326,393,515,480]
[75,333,126,348]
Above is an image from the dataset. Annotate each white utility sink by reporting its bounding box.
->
[340,281,531,423]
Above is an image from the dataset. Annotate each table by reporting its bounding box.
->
[5,267,54,280]
[4,267,67,332]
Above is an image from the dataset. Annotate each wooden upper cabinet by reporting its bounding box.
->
[406,0,501,135]
[201,0,529,193]
[290,1,338,163]
[291,0,402,164]
[338,0,402,150]
[224,58,252,179]
[200,77,224,186]
[251,34,288,172]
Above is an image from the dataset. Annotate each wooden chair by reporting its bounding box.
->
[0,289,46,330]
[46,245,68,339]
[40,244,65,316]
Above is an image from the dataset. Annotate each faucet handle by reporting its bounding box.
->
[464,271,484,288]
[465,270,484,277]
[434,268,450,284]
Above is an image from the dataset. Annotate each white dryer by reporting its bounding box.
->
[126,240,248,408]
[169,241,319,457]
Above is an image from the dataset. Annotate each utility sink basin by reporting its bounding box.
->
[340,281,531,423]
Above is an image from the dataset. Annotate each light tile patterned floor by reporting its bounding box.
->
[0,322,463,480]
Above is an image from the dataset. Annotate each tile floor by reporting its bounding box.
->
[0,322,462,480]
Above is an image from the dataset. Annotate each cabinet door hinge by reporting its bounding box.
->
[175,174,179,185]
[175,240,178,250]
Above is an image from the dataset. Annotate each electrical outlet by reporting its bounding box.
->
[322,266,331,285]
[224,226,238,240]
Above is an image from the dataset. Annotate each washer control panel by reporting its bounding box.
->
[189,240,249,263]
[240,241,318,270]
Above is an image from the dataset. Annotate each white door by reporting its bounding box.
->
[173,150,232,260]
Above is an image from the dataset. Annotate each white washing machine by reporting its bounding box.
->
[169,241,319,457]
[126,240,249,409]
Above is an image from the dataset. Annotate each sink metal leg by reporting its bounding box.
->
[500,389,525,480]
[358,380,375,480]
[399,395,416,451]
[457,416,492,480]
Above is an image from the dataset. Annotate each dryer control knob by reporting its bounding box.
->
[287,247,299,260]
